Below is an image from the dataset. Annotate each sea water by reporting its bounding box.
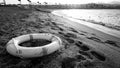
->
[58,9,120,27]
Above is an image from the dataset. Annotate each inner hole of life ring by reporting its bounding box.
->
[19,39,51,47]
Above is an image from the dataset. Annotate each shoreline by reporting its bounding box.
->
[52,10,120,39]
[77,18,120,31]
[52,9,120,31]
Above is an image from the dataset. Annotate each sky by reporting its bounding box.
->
[0,0,120,4]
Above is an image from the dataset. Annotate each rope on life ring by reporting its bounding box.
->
[6,33,62,58]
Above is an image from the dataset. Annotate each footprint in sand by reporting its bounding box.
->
[51,27,60,30]
[58,32,77,44]
[64,32,77,38]
[51,21,57,26]
[65,38,75,44]
[69,27,79,33]
[104,40,120,48]
[61,57,77,68]
[59,32,77,38]
[61,55,93,68]
[79,50,93,60]
[58,26,64,31]
[58,31,65,35]
[90,51,106,61]
[75,41,93,60]
[75,41,106,62]
[61,57,92,68]
[61,51,106,68]
[58,31,66,38]
[75,54,86,61]
[78,33,86,36]
[87,36,103,43]
[75,41,90,51]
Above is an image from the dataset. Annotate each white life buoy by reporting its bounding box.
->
[6,33,62,58]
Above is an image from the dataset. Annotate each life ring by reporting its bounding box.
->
[6,33,62,58]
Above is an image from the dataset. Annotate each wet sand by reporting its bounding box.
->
[0,6,120,68]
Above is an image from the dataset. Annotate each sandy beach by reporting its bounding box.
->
[0,6,120,68]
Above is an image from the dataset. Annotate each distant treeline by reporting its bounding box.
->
[1,3,120,9]
[0,5,18,7]
[38,3,120,9]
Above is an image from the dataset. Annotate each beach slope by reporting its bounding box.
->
[0,6,120,68]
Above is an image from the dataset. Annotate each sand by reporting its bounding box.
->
[0,6,120,68]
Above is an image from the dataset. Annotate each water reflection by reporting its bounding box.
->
[58,9,120,26]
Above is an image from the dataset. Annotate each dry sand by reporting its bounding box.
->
[0,6,120,68]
